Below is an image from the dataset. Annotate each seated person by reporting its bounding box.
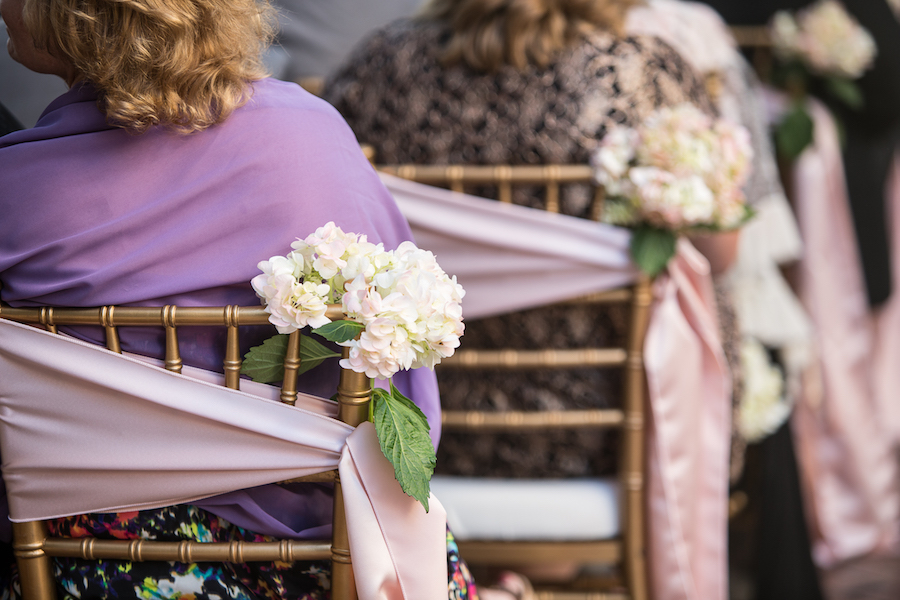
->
[0,0,473,597]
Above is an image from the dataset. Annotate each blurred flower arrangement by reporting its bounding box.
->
[768,0,877,158]
[738,338,791,443]
[592,104,754,276]
[242,222,466,510]
[890,0,900,19]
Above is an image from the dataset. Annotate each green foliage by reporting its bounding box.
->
[241,334,340,383]
[312,320,366,343]
[775,104,815,160]
[825,76,864,110]
[242,324,437,513]
[630,225,678,277]
[372,384,436,512]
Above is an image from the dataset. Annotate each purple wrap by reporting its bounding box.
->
[0,78,441,539]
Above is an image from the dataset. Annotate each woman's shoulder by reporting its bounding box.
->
[239,77,358,137]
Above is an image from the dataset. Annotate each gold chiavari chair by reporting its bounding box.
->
[379,164,652,600]
[0,302,369,600]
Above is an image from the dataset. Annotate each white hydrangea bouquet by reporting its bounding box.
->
[768,0,877,158]
[592,104,754,276]
[241,222,465,510]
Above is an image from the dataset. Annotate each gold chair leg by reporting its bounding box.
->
[330,476,357,600]
[12,521,57,600]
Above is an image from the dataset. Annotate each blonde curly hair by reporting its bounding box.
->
[23,0,276,133]
[420,0,640,72]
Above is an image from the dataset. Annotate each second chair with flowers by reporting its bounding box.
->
[323,1,755,596]
[377,105,752,600]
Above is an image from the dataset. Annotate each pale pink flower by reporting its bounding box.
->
[771,0,876,79]
[591,104,752,231]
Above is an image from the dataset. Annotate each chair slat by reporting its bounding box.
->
[456,540,622,565]
[379,164,595,185]
[441,409,625,431]
[441,348,627,369]
[42,538,331,563]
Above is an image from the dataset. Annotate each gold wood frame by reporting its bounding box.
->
[0,302,368,600]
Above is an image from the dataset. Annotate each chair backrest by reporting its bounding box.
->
[379,164,651,600]
[0,301,368,600]
[378,163,606,219]
[728,24,773,80]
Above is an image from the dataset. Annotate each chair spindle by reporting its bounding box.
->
[447,165,465,194]
[162,305,183,373]
[100,306,122,354]
[543,165,561,213]
[39,307,58,335]
[223,305,242,390]
[591,185,606,222]
[280,330,302,405]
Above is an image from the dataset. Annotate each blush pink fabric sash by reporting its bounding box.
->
[767,92,900,566]
[874,156,900,445]
[382,174,731,600]
[0,318,448,600]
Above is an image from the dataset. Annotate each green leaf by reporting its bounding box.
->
[313,320,366,343]
[298,335,342,375]
[372,385,436,512]
[241,334,341,383]
[630,225,677,277]
[825,77,864,110]
[775,104,815,160]
[241,334,290,383]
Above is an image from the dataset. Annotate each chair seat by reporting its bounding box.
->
[431,476,619,541]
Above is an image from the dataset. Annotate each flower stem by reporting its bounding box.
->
[369,380,376,422]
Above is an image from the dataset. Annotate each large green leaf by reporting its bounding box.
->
[775,104,815,160]
[630,225,677,277]
[825,77,864,111]
[241,334,341,383]
[372,385,435,512]
[241,334,290,383]
[313,320,366,343]
[298,335,343,375]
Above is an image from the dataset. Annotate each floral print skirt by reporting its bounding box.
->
[5,505,478,600]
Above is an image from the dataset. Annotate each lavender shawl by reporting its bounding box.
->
[0,78,440,539]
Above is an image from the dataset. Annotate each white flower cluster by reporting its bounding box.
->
[738,338,791,443]
[251,222,465,379]
[771,0,876,79]
[592,104,753,231]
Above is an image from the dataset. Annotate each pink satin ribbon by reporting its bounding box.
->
[0,318,448,600]
[765,91,900,566]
